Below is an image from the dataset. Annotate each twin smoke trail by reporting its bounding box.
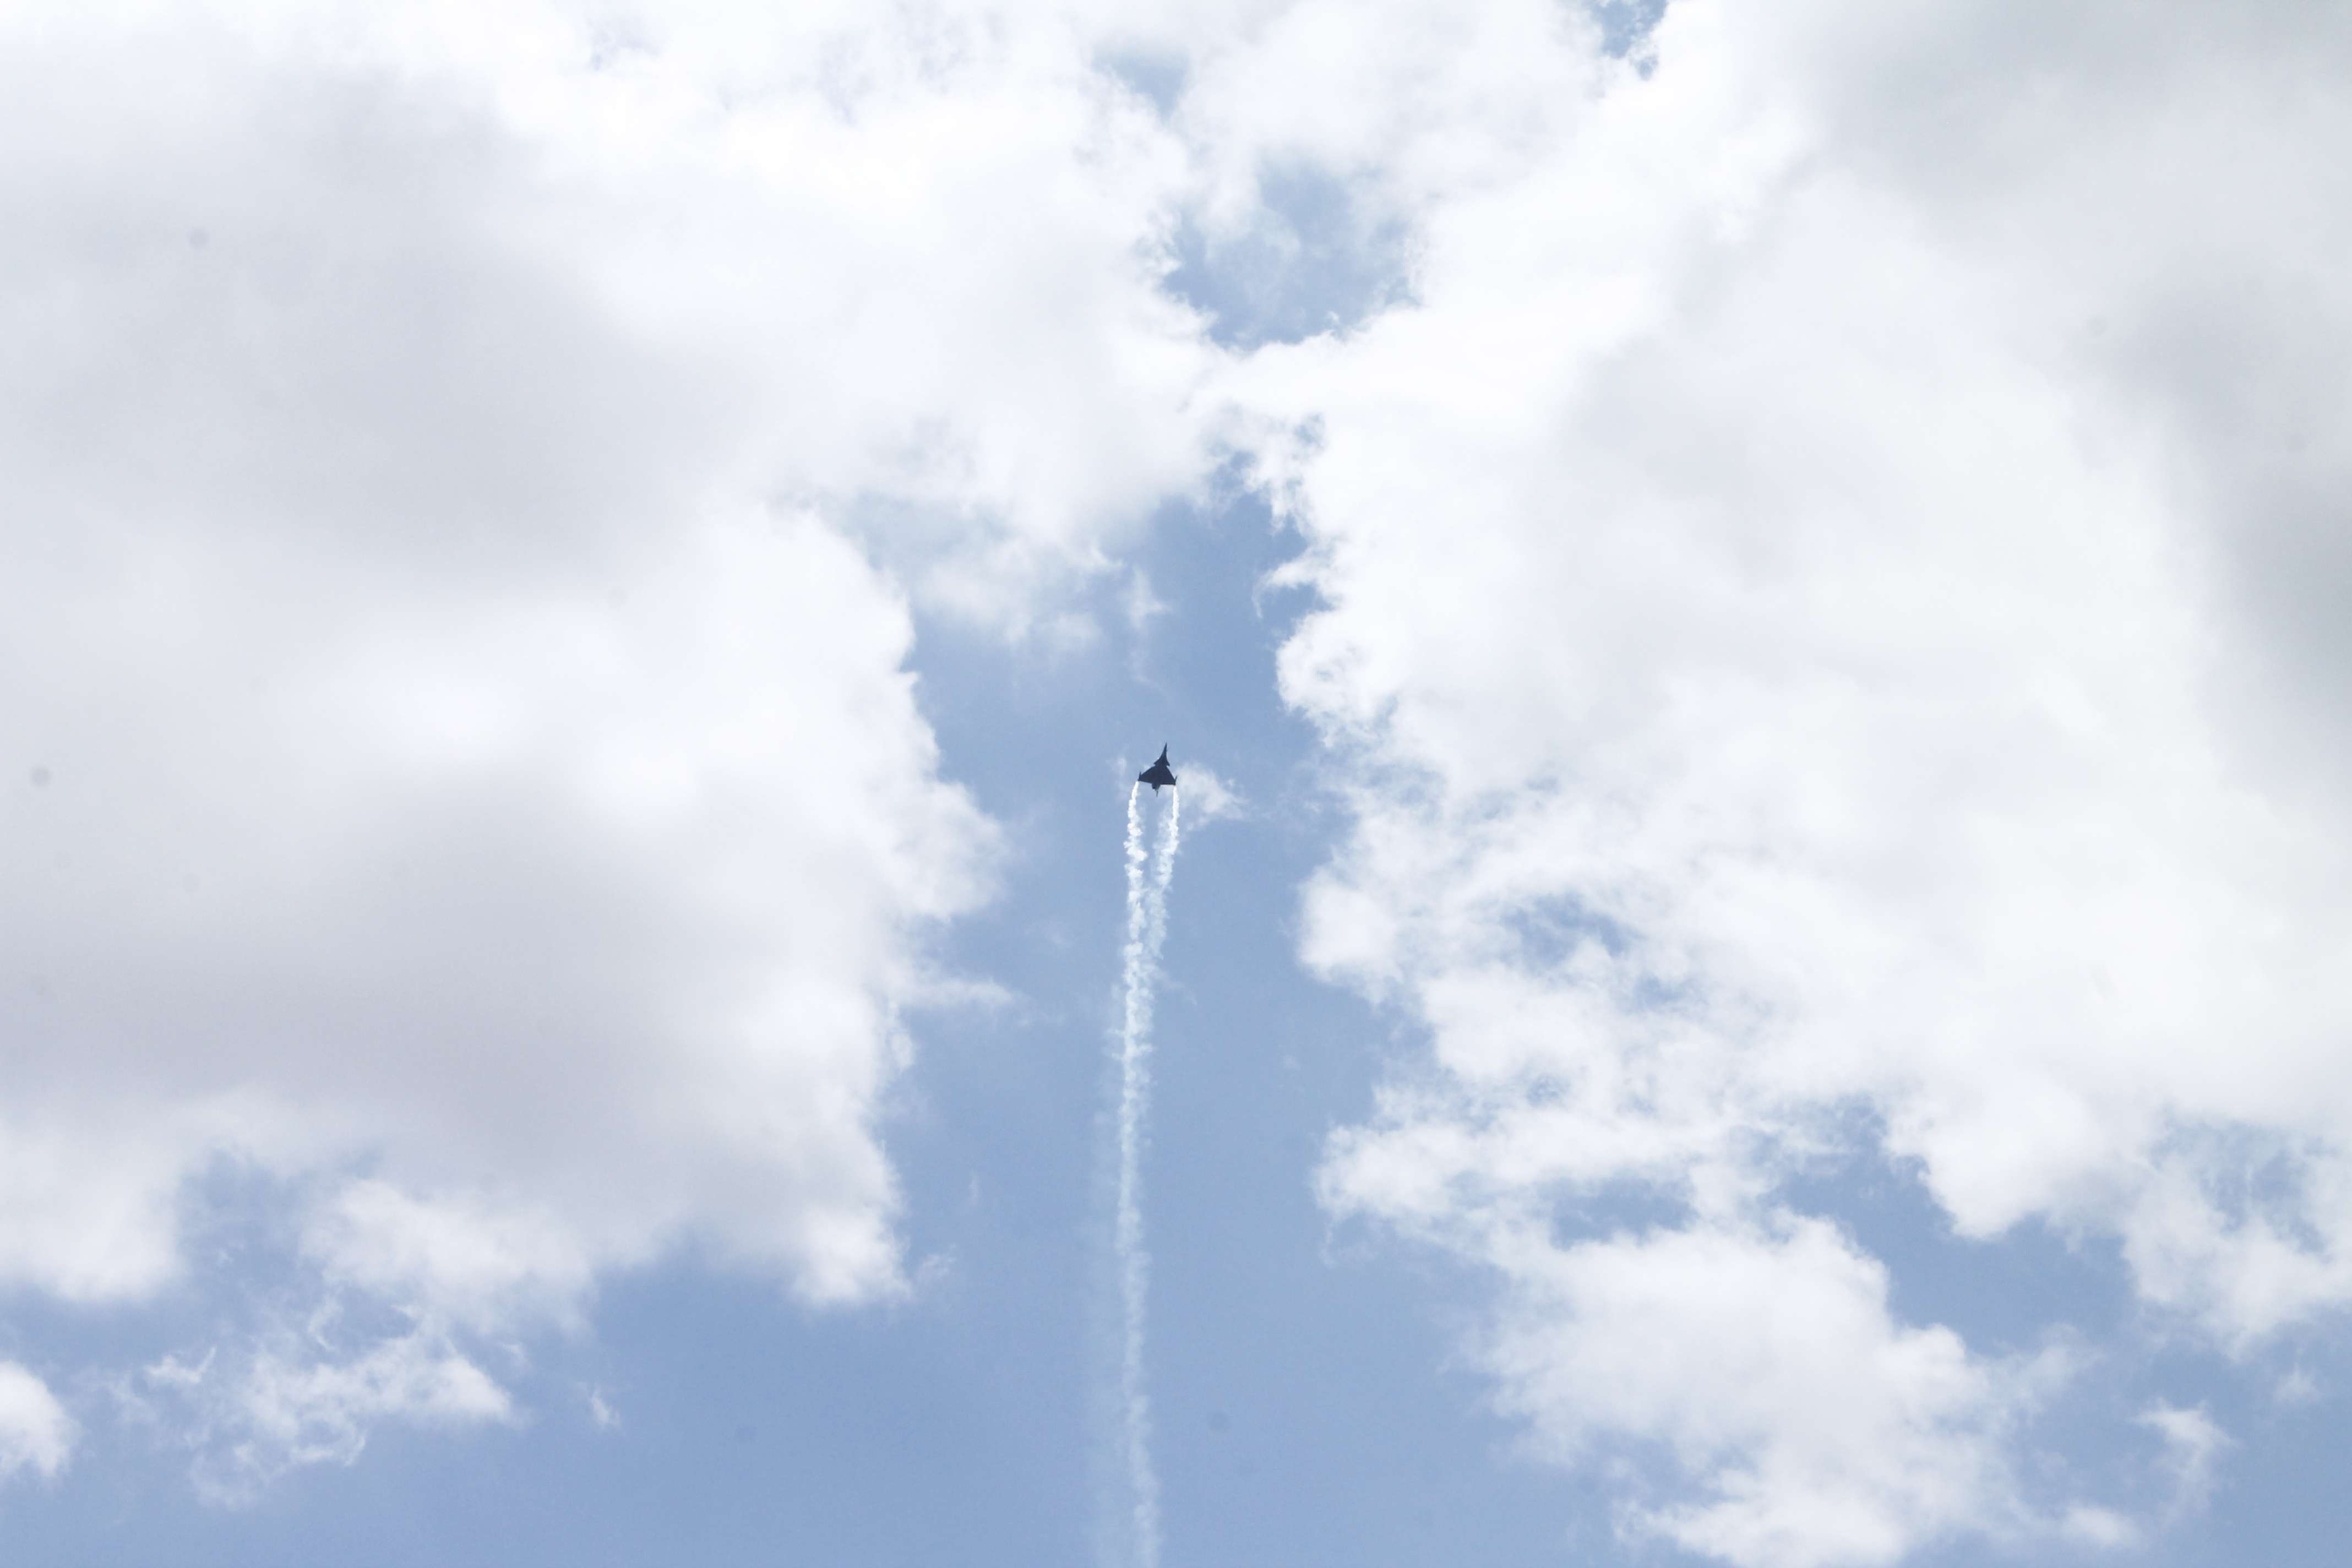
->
[1112,780,1180,1568]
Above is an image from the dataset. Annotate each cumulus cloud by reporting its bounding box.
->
[1223,0,2352,1558]
[0,0,1227,1485]
[0,1364,75,1486]
[3,499,991,1322]
[12,0,2346,1543]
[1483,1218,2050,1568]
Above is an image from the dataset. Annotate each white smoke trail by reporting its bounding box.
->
[1150,783,1180,931]
[1112,780,1179,1568]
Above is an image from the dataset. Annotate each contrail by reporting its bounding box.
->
[1111,781,1179,1568]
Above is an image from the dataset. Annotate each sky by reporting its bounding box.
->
[4,1,2352,1564]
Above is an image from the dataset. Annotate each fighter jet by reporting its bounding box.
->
[1137,745,1177,792]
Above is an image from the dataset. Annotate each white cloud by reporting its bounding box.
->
[1468,1218,2050,1568]
[3,503,990,1325]
[2141,1403,2229,1522]
[0,0,1229,1484]
[2060,1505,2138,1551]
[12,0,2347,1542]
[0,1363,75,1486]
[1122,568,1173,640]
[1221,0,2352,1559]
[302,1180,600,1337]
[0,1114,195,1303]
[2274,1367,2322,1407]
[135,1332,515,1505]
[1169,761,1247,824]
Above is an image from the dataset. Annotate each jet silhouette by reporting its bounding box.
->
[1137,746,1177,792]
